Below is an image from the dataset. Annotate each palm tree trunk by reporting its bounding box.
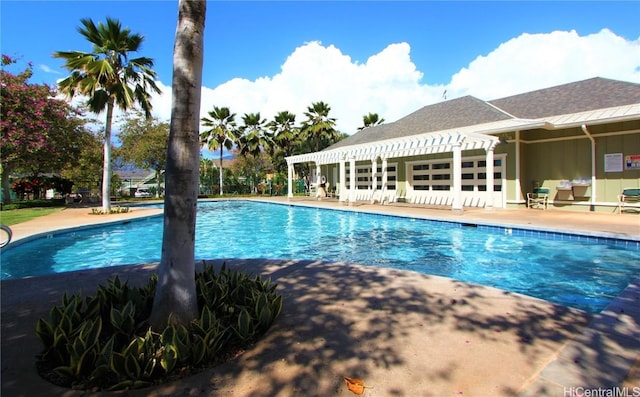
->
[149,0,206,329]
[155,168,162,198]
[219,146,224,195]
[102,99,114,213]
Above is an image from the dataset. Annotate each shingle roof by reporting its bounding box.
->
[325,77,640,152]
[328,96,511,150]
[488,77,640,119]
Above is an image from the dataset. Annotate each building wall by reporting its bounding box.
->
[515,121,640,212]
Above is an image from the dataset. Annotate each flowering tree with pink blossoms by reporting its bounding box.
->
[0,55,87,203]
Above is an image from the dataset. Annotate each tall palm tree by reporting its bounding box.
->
[238,112,270,193]
[54,17,161,213]
[149,0,206,329]
[300,101,339,152]
[239,112,269,157]
[267,111,298,173]
[200,106,238,195]
[269,111,297,150]
[358,112,385,131]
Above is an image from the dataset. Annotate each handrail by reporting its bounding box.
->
[0,224,12,248]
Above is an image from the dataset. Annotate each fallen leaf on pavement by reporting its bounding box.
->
[343,376,366,395]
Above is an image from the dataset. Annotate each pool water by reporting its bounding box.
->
[2,200,639,313]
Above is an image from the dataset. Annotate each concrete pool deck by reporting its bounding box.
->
[1,198,639,396]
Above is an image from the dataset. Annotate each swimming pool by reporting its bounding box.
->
[2,200,639,313]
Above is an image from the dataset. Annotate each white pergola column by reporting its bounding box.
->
[339,158,346,203]
[381,157,388,204]
[287,162,294,199]
[370,158,378,203]
[514,130,522,203]
[315,163,322,198]
[452,142,463,213]
[485,145,495,210]
[349,157,356,204]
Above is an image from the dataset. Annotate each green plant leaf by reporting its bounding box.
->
[109,352,126,378]
[124,350,141,379]
[191,334,206,365]
[53,365,75,381]
[234,308,254,341]
[160,346,177,373]
[36,318,55,347]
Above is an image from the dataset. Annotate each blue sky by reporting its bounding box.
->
[2,1,639,135]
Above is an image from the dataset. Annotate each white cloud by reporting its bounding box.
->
[151,41,441,134]
[39,64,61,74]
[447,29,640,100]
[149,29,640,136]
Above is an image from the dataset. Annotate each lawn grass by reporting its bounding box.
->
[0,207,65,226]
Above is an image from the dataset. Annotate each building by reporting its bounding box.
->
[285,77,640,213]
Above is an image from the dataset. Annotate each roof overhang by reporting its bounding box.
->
[286,119,539,165]
[543,103,640,129]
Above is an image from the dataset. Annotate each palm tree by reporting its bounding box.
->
[200,106,238,195]
[267,111,298,174]
[54,17,161,213]
[300,101,340,152]
[238,112,270,193]
[239,112,269,157]
[149,0,206,329]
[358,112,385,131]
[269,111,297,151]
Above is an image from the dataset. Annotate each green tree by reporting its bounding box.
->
[200,106,238,195]
[267,110,299,174]
[238,112,271,193]
[358,112,385,130]
[53,17,161,213]
[238,112,269,157]
[199,157,218,195]
[118,111,169,197]
[60,129,104,194]
[149,0,206,329]
[300,101,340,153]
[0,55,88,203]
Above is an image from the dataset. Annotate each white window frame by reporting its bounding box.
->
[406,154,507,207]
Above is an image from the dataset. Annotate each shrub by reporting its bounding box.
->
[35,264,283,391]
[90,206,130,215]
[1,199,65,211]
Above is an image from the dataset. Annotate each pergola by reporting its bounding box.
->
[284,120,533,212]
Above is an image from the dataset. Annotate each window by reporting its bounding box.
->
[432,163,450,170]
[346,162,397,191]
[408,155,504,196]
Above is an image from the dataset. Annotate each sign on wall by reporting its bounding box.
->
[604,153,623,173]
[626,154,640,170]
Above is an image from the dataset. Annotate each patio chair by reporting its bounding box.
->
[527,188,549,210]
[618,188,640,214]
